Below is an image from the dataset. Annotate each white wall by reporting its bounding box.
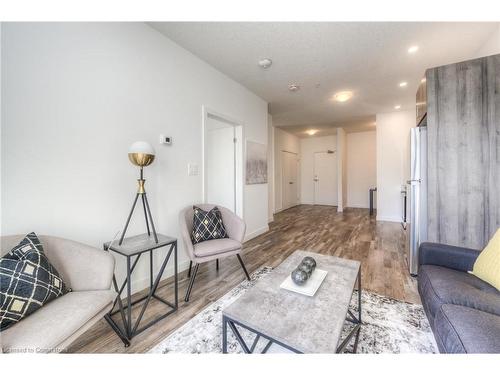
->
[475,24,500,58]
[376,110,415,222]
[347,131,377,208]
[0,24,2,229]
[336,128,347,212]
[300,135,337,205]
[273,127,300,212]
[1,23,268,293]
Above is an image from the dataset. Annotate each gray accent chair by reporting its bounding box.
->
[179,204,250,302]
[418,242,500,353]
[1,235,116,353]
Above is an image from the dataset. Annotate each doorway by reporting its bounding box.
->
[313,151,337,206]
[281,151,299,209]
[203,108,243,217]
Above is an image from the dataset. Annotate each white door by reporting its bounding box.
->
[206,117,236,211]
[282,151,298,209]
[313,151,337,206]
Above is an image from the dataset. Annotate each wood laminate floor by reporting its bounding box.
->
[68,205,419,353]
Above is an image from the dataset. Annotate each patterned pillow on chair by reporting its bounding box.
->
[0,232,68,331]
[191,206,229,244]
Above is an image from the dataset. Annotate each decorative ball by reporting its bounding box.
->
[297,262,313,277]
[301,256,317,271]
[291,268,309,285]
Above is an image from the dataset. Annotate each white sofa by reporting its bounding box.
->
[1,235,116,353]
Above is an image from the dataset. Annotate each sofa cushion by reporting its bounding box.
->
[0,233,67,331]
[194,238,241,257]
[0,290,115,353]
[472,228,500,291]
[434,304,500,353]
[418,265,500,326]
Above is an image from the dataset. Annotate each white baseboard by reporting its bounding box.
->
[268,215,274,223]
[347,203,370,209]
[244,225,269,242]
[376,215,401,223]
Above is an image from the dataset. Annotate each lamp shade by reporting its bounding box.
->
[128,141,155,167]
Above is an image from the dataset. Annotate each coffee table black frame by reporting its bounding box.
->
[103,233,178,347]
[222,268,362,354]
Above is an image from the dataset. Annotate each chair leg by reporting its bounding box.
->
[184,263,199,302]
[236,254,250,281]
[216,259,219,271]
[187,260,192,278]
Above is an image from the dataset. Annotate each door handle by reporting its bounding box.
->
[289,182,294,184]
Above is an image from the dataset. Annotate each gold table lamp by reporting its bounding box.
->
[119,141,158,245]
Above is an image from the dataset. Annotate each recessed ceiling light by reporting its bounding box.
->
[288,84,300,92]
[408,45,419,54]
[333,91,353,102]
[399,81,408,87]
[306,129,318,136]
[394,105,401,110]
[258,58,273,69]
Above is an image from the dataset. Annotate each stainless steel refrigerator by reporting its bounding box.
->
[407,126,427,276]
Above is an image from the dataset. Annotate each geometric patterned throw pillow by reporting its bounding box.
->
[191,206,229,244]
[0,232,67,331]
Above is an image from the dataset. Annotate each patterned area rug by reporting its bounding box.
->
[150,267,438,354]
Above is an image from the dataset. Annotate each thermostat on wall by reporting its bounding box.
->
[159,135,172,145]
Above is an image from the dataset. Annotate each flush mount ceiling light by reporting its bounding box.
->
[408,45,419,54]
[333,91,353,102]
[306,129,318,136]
[394,105,401,110]
[399,81,408,87]
[288,84,300,92]
[258,58,273,69]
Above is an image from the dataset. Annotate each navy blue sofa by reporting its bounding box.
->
[418,242,500,353]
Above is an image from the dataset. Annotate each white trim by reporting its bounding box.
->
[376,215,401,222]
[244,225,269,242]
[268,215,274,223]
[347,203,371,209]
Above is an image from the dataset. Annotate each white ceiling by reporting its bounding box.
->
[149,22,498,134]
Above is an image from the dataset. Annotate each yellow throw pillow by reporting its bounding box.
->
[472,228,500,291]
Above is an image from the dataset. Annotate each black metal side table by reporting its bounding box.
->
[103,233,178,347]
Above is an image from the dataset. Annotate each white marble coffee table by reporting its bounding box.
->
[222,250,361,353]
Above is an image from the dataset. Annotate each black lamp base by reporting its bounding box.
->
[119,175,158,245]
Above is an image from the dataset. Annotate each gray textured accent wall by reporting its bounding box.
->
[427,54,500,249]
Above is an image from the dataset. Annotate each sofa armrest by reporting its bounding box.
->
[418,242,480,272]
[41,236,115,292]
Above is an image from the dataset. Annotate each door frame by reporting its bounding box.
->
[281,150,300,210]
[313,150,337,206]
[202,105,244,218]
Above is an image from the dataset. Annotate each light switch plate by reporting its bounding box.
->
[188,163,198,176]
